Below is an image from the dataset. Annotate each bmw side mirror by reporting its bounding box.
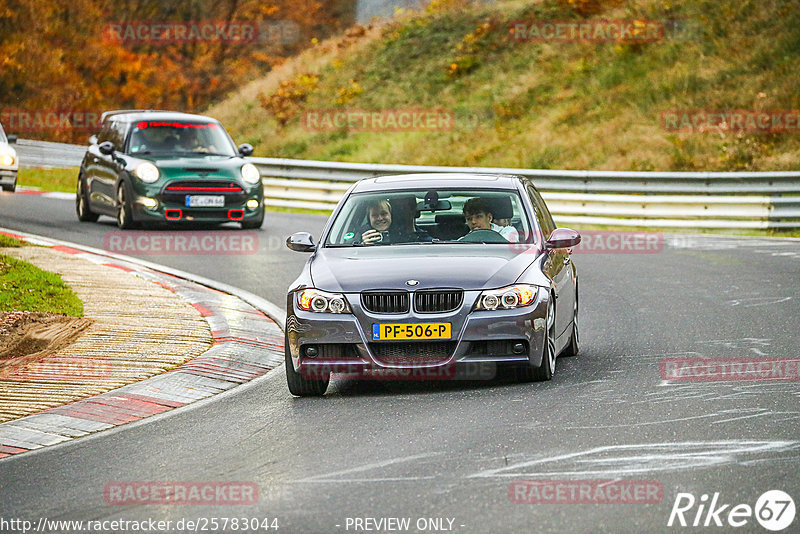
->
[545,228,581,250]
[7,134,16,144]
[89,135,98,145]
[98,141,115,155]
[238,143,254,157]
[287,232,316,252]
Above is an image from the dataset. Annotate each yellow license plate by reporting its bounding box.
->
[373,323,451,341]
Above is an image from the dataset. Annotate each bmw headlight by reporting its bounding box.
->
[134,162,159,183]
[475,284,537,311]
[241,163,260,184]
[297,289,350,314]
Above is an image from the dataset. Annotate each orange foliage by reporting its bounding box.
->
[0,0,355,141]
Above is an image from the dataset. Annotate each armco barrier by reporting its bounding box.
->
[253,157,800,229]
[15,139,800,229]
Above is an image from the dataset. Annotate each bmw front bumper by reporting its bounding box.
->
[285,288,550,380]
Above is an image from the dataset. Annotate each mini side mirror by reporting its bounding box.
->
[238,143,254,157]
[287,232,316,252]
[7,134,17,144]
[98,141,115,155]
[545,228,581,250]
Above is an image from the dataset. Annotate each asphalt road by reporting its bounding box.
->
[1,192,799,533]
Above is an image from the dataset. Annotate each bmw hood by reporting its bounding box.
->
[310,245,542,292]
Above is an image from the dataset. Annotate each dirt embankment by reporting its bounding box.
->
[0,311,93,365]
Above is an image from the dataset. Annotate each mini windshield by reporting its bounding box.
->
[127,121,236,156]
[325,189,535,246]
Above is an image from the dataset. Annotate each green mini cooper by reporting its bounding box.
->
[76,110,264,229]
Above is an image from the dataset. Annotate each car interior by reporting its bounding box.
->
[327,190,530,244]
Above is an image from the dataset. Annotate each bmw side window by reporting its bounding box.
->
[527,185,555,240]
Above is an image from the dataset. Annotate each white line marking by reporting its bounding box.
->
[294,452,442,483]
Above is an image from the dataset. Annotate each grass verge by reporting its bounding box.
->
[17,167,78,193]
[0,254,83,316]
[0,235,26,248]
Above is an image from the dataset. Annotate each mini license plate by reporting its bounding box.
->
[372,323,451,341]
[186,195,225,207]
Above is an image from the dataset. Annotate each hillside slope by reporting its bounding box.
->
[209,0,800,171]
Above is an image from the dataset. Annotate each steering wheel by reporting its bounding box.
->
[458,229,508,243]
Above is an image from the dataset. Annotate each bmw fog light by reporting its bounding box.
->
[246,199,259,210]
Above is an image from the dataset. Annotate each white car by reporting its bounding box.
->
[0,122,18,192]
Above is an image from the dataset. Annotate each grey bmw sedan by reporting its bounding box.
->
[285,173,581,396]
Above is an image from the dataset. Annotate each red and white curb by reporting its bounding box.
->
[0,229,285,458]
[11,186,75,200]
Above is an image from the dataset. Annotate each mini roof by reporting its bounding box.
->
[101,110,220,123]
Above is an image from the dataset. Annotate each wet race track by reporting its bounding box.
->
[1,191,799,533]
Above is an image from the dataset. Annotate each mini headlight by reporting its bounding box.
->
[297,289,351,314]
[241,163,260,184]
[475,284,537,311]
[0,154,14,166]
[134,162,159,183]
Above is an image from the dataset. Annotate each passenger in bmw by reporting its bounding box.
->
[358,198,393,244]
[356,197,432,244]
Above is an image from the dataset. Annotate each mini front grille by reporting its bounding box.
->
[362,292,409,314]
[414,290,463,313]
[370,341,456,364]
[183,167,220,173]
[164,181,243,193]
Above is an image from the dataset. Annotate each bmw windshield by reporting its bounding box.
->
[325,189,534,246]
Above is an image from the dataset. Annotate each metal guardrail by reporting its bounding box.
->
[252,157,800,229]
[15,138,85,168]
[15,140,800,229]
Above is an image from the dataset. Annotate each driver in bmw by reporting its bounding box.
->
[461,197,504,238]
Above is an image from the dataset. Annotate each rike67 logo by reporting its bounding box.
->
[668,490,795,531]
